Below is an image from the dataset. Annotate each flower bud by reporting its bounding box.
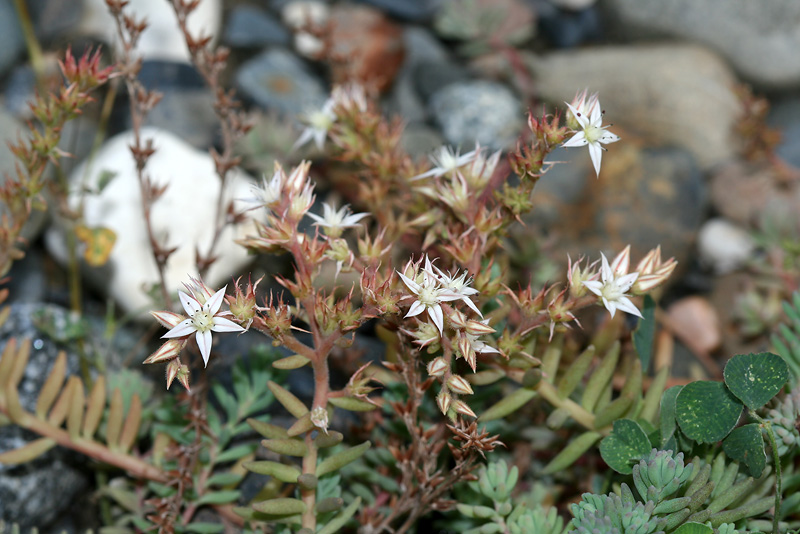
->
[144,338,187,364]
[228,275,261,327]
[427,356,448,377]
[311,406,329,434]
[447,374,474,396]
[437,391,452,415]
[150,310,185,329]
[453,400,476,418]
[166,358,190,391]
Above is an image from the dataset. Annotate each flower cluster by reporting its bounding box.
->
[571,246,677,319]
[293,84,369,152]
[397,255,500,418]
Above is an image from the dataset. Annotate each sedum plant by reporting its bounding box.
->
[1,1,799,533]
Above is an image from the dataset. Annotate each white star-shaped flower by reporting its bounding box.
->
[293,98,336,151]
[161,286,245,367]
[582,253,642,319]
[410,146,478,181]
[397,257,461,334]
[306,202,369,236]
[562,97,620,178]
[427,263,482,317]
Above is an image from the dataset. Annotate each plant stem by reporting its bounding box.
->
[751,410,782,534]
[12,0,44,83]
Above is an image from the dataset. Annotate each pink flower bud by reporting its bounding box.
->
[447,374,474,396]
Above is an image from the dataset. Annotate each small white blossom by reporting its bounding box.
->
[397,256,461,334]
[293,98,336,151]
[161,286,245,367]
[562,96,620,178]
[582,253,642,319]
[306,203,369,234]
[411,146,478,181]
[428,263,482,317]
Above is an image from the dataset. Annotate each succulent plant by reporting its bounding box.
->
[633,449,695,504]
[764,387,800,457]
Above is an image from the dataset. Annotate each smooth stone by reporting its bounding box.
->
[768,96,800,169]
[665,297,722,356]
[401,123,445,159]
[537,2,602,48]
[224,4,290,48]
[531,144,706,270]
[354,0,440,22]
[27,0,83,41]
[236,48,327,116]
[385,26,451,122]
[413,60,470,102]
[328,4,405,92]
[0,0,24,77]
[79,0,222,63]
[709,161,800,229]
[599,0,800,90]
[3,65,37,118]
[44,127,258,316]
[429,80,523,151]
[531,44,740,171]
[697,218,755,274]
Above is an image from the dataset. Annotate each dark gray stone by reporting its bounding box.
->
[3,65,36,118]
[538,3,602,48]
[28,0,83,41]
[413,60,469,102]
[429,80,523,151]
[224,4,290,48]
[768,96,800,170]
[236,49,327,116]
[354,0,441,22]
[0,0,24,77]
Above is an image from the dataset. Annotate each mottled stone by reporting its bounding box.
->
[697,218,756,274]
[236,48,327,116]
[328,5,405,93]
[0,0,23,77]
[531,143,706,270]
[224,4,290,48]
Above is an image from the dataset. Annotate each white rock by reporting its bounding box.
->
[697,218,756,274]
[80,0,221,62]
[282,0,330,57]
[45,128,257,316]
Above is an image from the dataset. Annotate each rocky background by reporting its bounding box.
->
[2,0,800,530]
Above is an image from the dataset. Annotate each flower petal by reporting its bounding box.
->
[461,296,483,317]
[205,286,228,315]
[405,300,426,318]
[162,319,196,339]
[212,316,246,333]
[429,304,444,334]
[562,131,588,147]
[599,131,620,144]
[615,296,643,318]
[197,330,213,367]
[179,291,202,316]
[397,271,421,293]
[588,142,603,177]
[582,280,603,296]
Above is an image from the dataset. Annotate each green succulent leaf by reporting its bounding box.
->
[184,522,226,534]
[722,423,766,478]
[723,352,789,410]
[196,490,241,506]
[672,522,713,534]
[676,381,742,444]
[599,419,651,474]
